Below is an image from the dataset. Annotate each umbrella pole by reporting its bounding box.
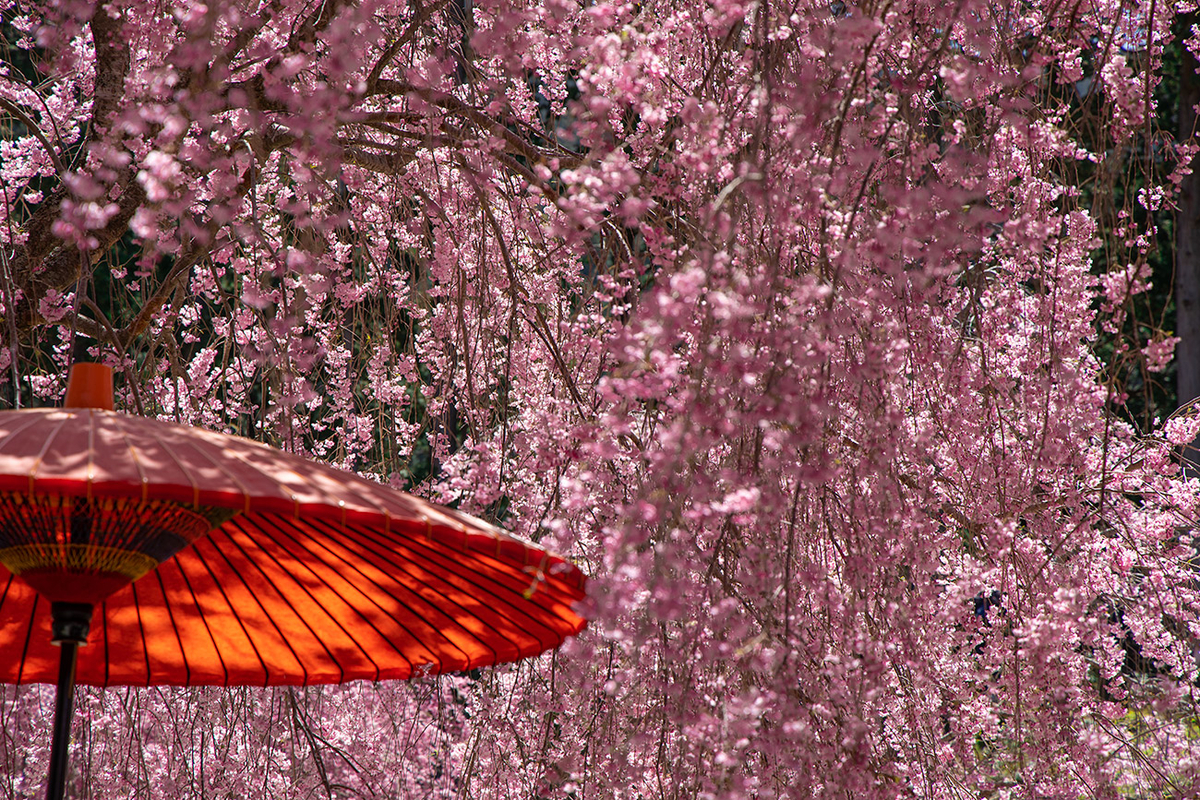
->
[47,641,78,800]
[46,603,92,800]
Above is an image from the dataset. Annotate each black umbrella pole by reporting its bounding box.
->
[47,602,92,800]
[46,641,78,800]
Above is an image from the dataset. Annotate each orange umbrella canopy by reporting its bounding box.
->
[0,367,587,687]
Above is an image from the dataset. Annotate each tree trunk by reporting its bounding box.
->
[1177,17,1200,469]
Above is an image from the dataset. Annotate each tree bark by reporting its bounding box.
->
[1177,17,1200,469]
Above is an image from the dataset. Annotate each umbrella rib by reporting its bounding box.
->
[211,523,322,684]
[258,517,432,674]
[153,570,191,686]
[131,580,152,686]
[139,425,204,508]
[396,536,576,648]
[0,572,12,614]
[24,415,74,491]
[404,532,580,619]
[101,599,110,686]
[0,410,56,454]
[118,429,150,502]
[171,434,253,511]
[371,519,559,599]
[188,440,301,516]
[296,518,475,665]
[190,542,271,686]
[322,520,562,661]
[0,574,16,682]
[427,506,585,589]
[205,527,310,683]
[338,521,566,649]
[14,593,37,686]
[304,518,493,666]
[239,515,382,681]
[190,431,410,524]
[173,553,234,685]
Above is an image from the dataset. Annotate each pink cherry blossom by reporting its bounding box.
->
[2,0,1199,797]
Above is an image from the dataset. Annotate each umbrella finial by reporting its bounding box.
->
[63,363,113,410]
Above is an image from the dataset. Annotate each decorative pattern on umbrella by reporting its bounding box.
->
[0,494,233,604]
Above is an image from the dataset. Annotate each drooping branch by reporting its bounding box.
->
[0,97,65,176]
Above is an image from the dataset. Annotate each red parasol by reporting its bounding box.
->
[0,364,587,799]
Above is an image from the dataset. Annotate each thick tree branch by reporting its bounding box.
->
[342,147,419,174]
[88,5,132,133]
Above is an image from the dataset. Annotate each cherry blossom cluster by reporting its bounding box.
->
[2,0,1200,796]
